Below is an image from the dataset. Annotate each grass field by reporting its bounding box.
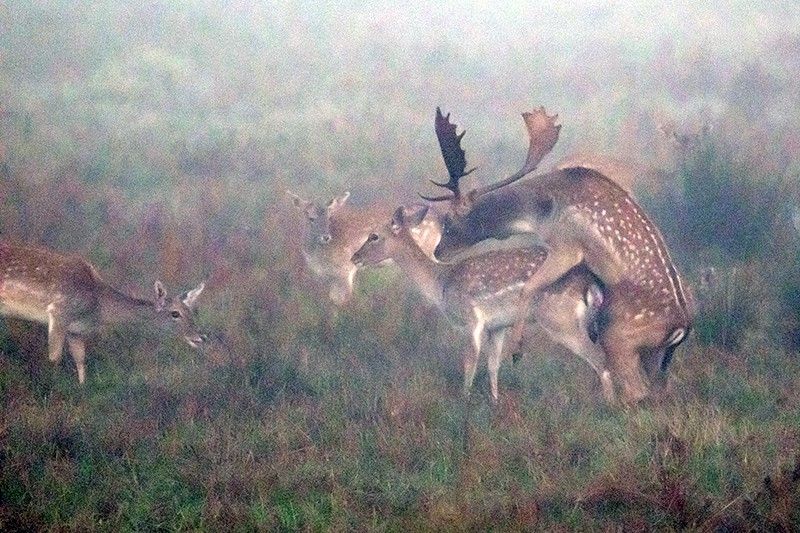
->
[2,304,800,530]
[2,2,800,530]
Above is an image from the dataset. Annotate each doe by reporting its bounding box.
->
[0,241,206,384]
[289,191,441,306]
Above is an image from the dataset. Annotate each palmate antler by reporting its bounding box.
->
[421,106,561,203]
[471,107,561,199]
[421,107,476,202]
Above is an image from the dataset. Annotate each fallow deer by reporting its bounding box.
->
[288,190,441,306]
[422,107,692,404]
[351,204,615,403]
[0,241,207,384]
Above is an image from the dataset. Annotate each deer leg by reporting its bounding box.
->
[487,329,506,402]
[553,326,616,404]
[504,244,585,360]
[574,344,616,405]
[641,327,687,392]
[641,343,681,398]
[572,295,616,405]
[462,316,485,397]
[641,346,665,389]
[462,346,479,397]
[536,296,617,405]
[67,335,87,385]
[46,307,66,364]
[599,368,616,405]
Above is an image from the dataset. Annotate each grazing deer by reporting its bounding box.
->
[288,190,441,306]
[0,241,206,384]
[422,107,692,404]
[351,204,615,403]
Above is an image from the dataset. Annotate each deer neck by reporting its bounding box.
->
[96,283,156,325]
[392,235,447,306]
[467,189,549,242]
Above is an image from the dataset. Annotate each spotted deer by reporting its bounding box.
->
[0,241,207,384]
[351,204,615,403]
[288,190,441,306]
[422,107,692,405]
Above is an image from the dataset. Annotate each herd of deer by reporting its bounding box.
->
[292,106,693,406]
[0,105,692,407]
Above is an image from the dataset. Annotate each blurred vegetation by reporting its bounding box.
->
[1,1,800,529]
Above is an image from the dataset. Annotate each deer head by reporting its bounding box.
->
[153,280,207,348]
[351,204,430,267]
[422,107,561,258]
[288,190,350,247]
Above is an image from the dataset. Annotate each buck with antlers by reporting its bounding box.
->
[351,204,615,403]
[0,241,207,384]
[423,107,692,404]
[288,190,441,306]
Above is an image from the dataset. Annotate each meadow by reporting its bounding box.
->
[2,2,800,530]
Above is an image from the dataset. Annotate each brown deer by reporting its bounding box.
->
[351,204,615,403]
[288,190,441,306]
[0,241,207,384]
[422,107,692,405]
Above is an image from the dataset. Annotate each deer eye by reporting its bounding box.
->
[368,233,379,242]
[170,311,181,319]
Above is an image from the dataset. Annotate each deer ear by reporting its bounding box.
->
[327,191,350,212]
[154,280,168,311]
[287,190,308,210]
[584,283,604,309]
[403,204,429,227]
[391,206,405,233]
[182,282,205,309]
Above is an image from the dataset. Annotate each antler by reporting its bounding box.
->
[471,106,560,199]
[420,107,476,202]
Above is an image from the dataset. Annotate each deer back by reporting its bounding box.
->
[0,241,101,319]
[550,167,690,324]
[441,247,548,326]
[441,247,606,344]
[438,166,690,325]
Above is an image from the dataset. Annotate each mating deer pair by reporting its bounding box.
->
[291,106,691,406]
[423,106,693,405]
[290,188,616,402]
[0,241,206,384]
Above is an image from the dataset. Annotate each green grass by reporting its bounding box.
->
[2,317,799,530]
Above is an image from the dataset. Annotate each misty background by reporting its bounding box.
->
[3,1,799,346]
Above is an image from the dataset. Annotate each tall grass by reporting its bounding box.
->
[643,122,799,350]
